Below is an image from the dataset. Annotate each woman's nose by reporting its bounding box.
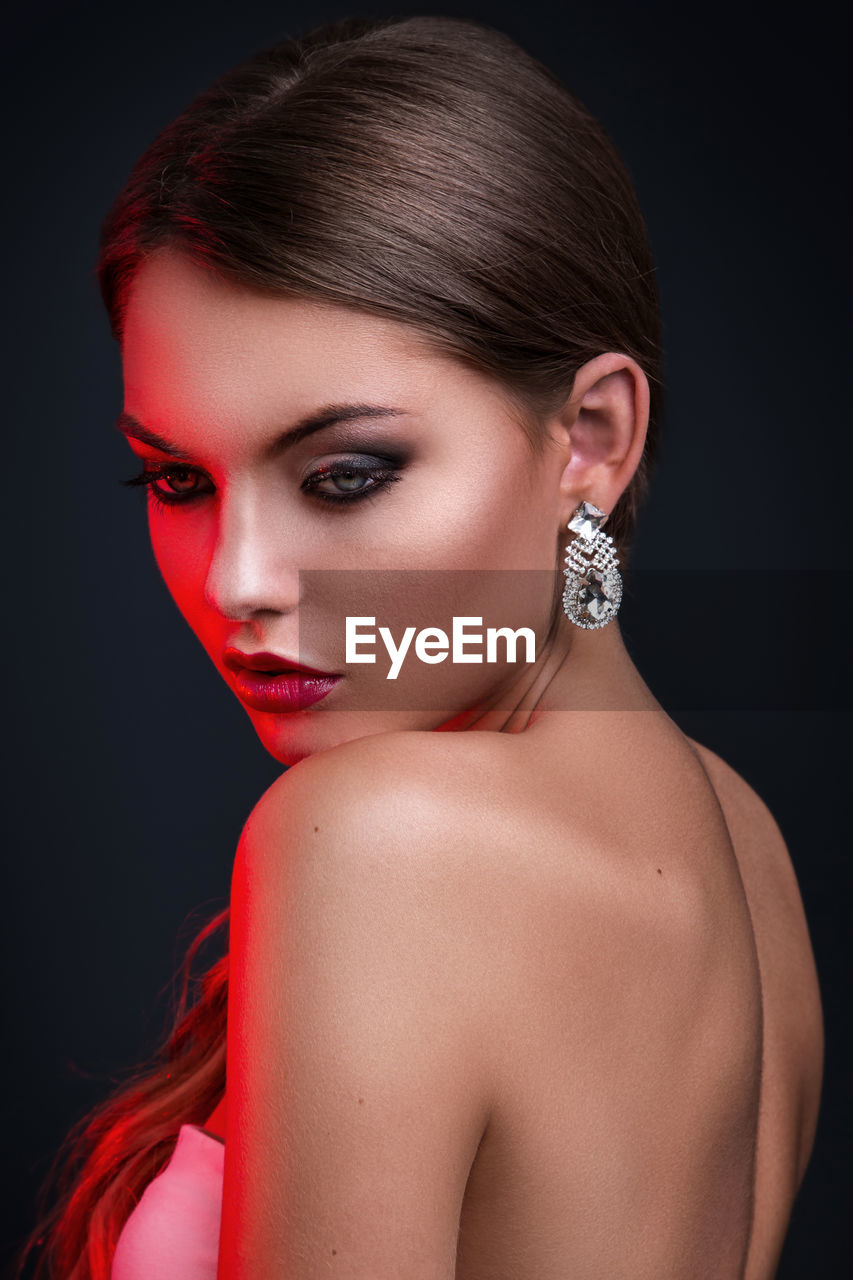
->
[203,489,301,621]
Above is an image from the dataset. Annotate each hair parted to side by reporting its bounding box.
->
[19,14,663,1277]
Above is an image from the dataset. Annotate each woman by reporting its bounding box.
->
[21,13,822,1279]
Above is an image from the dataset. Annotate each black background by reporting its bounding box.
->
[2,1,849,1274]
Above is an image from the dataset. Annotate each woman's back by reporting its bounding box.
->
[202,707,821,1278]
[364,710,818,1279]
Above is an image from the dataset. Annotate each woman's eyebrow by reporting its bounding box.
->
[114,404,409,458]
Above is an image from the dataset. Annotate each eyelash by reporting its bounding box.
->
[120,459,404,512]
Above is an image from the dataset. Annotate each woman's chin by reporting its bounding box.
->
[241,703,437,766]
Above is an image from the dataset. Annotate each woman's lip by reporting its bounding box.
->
[231,669,342,712]
[223,647,337,677]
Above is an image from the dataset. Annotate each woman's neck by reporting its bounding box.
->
[433,617,659,736]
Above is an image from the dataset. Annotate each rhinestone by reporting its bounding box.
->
[568,500,606,542]
[578,568,618,621]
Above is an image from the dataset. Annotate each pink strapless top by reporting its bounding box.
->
[111,1125,224,1279]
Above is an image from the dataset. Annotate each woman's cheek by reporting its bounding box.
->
[149,511,214,626]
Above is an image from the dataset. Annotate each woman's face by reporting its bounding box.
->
[120,247,573,764]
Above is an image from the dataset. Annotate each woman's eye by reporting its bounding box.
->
[326,472,369,493]
[120,464,213,510]
[301,460,403,505]
[120,457,403,511]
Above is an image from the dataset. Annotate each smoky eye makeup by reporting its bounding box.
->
[120,436,415,511]
[300,453,405,505]
[297,435,414,506]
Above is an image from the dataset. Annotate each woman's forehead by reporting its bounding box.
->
[119,246,521,456]
[124,246,433,367]
[122,250,439,415]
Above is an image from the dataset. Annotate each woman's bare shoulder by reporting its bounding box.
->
[244,728,492,856]
[685,735,782,823]
[223,729,500,1275]
[232,726,511,1014]
[684,735,809,910]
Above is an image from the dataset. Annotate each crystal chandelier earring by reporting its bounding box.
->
[561,500,623,629]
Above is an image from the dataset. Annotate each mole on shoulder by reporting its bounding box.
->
[657,868,662,875]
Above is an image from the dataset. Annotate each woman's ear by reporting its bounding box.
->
[551,352,650,520]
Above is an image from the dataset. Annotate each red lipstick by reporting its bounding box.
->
[223,648,342,712]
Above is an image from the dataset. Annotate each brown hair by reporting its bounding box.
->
[19,13,663,1277]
